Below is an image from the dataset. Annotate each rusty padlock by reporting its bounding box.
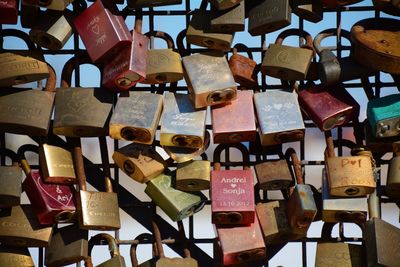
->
[228,44,259,89]
[0,149,22,208]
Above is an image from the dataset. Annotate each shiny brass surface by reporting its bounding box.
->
[39,144,75,184]
[176,160,210,191]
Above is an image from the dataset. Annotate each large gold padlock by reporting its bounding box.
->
[210,2,245,33]
[0,149,22,208]
[0,246,34,267]
[176,160,210,191]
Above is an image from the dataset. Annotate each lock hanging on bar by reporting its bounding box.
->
[88,233,126,267]
[0,149,22,208]
[228,44,259,89]
[210,2,245,33]
[176,160,211,191]
[255,158,293,191]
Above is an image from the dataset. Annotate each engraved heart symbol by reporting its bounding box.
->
[35,174,73,207]
[91,24,100,35]
[230,184,237,188]
[350,160,357,165]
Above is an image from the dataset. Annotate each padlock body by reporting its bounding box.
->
[367,94,400,139]
[210,2,245,33]
[145,174,203,221]
[0,247,34,267]
[127,0,182,8]
[248,0,291,36]
[254,90,305,146]
[229,53,258,88]
[298,84,360,131]
[0,205,52,247]
[364,121,397,154]
[160,93,206,148]
[208,0,243,10]
[254,160,292,190]
[39,144,76,184]
[176,160,210,191]
[318,50,341,85]
[0,0,18,24]
[386,156,400,198]
[53,88,113,137]
[143,49,183,84]
[0,166,21,207]
[315,243,363,267]
[102,31,148,91]
[112,143,165,183]
[20,1,39,29]
[326,156,375,197]
[211,169,255,225]
[109,92,163,144]
[98,255,126,267]
[73,0,132,63]
[211,90,256,144]
[156,257,198,267]
[292,3,323,23]
[23,0,73,11]
[22,170,76,225]
[256,201,291,244]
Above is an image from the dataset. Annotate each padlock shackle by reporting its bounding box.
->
[0,148,19,166]
[72,142,87,192]
[232,43,254,60]
[324,131,335,158]
[134,10,143,34]
[152,220,165,258]
[176,29,189,57]
[145,31,175,49]
[0,28,38,51]
[130,233,153,267]
[212,143,250,171]
[88,233,121,259]
[368,190,381,219]
[285,148,303,185]
[17,144,39,175]
[60,54,94,88]
[275,29,314,50]
[99,137,113,193]
[44,63,57,92]
[177,220,191,259]
[313,28,352,55]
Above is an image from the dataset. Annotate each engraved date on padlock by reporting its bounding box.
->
[207,89,236,105]
[120,127,151,143]
[172,135,203,148]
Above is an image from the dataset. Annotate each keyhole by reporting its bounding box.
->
[123,160,135,175]
[210,92,222,103]
[173,136,188,147]
[345,187,360,196]
[121,127,137,141]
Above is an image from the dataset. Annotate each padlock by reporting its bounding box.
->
[208,0,243,10]
[351,18,400,74]
[113,143,166,184]
[255,159,293,191]
[102,13,149,91]
[211,90,257,144]
[44,224,88,267]
[211,144,255,225]
[20,1,39,29]
[363,120,398,155]
[145,173,205,221]
[73,0,132,63]
[183,51,237,109]
[142,31,183,84]
[0,149,21,208]
[291,0,323,23]
[324,131,375,197]
[29,10,73,50]
[88,233,126,267]
[298,83,360,131]
[0,246,34,267]
[23,0,73,11]
[262,29,314,80]
[210,2,245,33]
[386,142,400,199]
[393,0,400,8]
[215,214,266,266]
[160,92,207,148]
[322,0,362,6]
[248,0,291,36]
[228,44,259,88]
[0,205,52,247]
[20,144,77,225]
[373,0,400,16]
[53,55,113,137]
[285,148,317,240]
[176,160,211,191]
[254,88,305,146]
[0,0,18,24]
[367,94,400,139]
[127,0,182,9]
[39,144,76,185]
[109,92,163,144]
[74,140,121,230]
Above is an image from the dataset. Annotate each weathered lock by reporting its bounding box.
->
[29,10,73,50]
[109,92,163,144]
[39,144,76,185]
[373,0,400,17]
[254,89,305,146]
[53,55,113,137]
[367,94,400,139]
[102,13,148,91]
[183,51,237,109]
[211,144,255,225]
[113,143,166,184]
[215,214,266,266]
[160,93,206,148]
[176,160,210,191]
[0,0,18,24]
[262,29,314,80]
[248,0,291,36]
[298,83,360,131]
[73,0,132,63]
[20,1,39,29]
[386,142,400,198]
[211,90,257,144]
[145,173,205,221]
[255,159,293,191]
[142,31,183,84]
[208,0,243,10]
[0,149,21,208]
[0,205,52,247]
[20,145,76,225]
[285,148,317,240]
[228,44,259,88]
[324,132,376,197]
[291,0,323,23]
[363,120,398,155]
[23,0,73,11]
[0,246,34,267]
[74,140,120,230]
[45,224,88,267]
[127,0,182,9]
[89,233,126,267]
[210,1,245,33]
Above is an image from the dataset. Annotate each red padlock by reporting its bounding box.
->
[0,0,18,24]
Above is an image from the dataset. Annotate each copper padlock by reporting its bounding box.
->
[176,160,211,191]
[0,246,34,267]
[210,1,245,33]
[0,149,22,208]
[0,0,18,24]
[386,142,400,199]
[211,90,257,144]
[88,233,126,266]
[255,158,293,191]
[228,44,259,88]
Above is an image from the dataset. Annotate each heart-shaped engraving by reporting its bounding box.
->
[230,183,237,188]
[91,24,100,35]
[350,160,357,165]
[34,173,73,207]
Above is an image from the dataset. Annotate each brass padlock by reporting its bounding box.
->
[262,29,314,80]
[254,88,305,146]
[183,51,237,109]
[248,0,291,36]
[210,2,245,33]
[208,0,243,10]
[127,0,182,9]
[109,92,163,144]
[0,149,21,208]
[53,55,113,137]
[386,142,400,199]
[44,224,88,267]
[142,31,183,84]
[255,159,293,191]
[23,0,73,11]
[211,90,257,144]
[228,44,259,89]
[160,93,206,148]
[112,143,166,184]
[88,233,126,267]
[39,144,76,185]
[0,205,52,247]
[176,160,211,191]
[291,0,323,23]
[144,173,205,221]
[0,246,34,267]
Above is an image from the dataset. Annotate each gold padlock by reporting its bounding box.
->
[0,246,34,267]
[210,2,245,33]
[176,160,210,191]
[0,149,22,208]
